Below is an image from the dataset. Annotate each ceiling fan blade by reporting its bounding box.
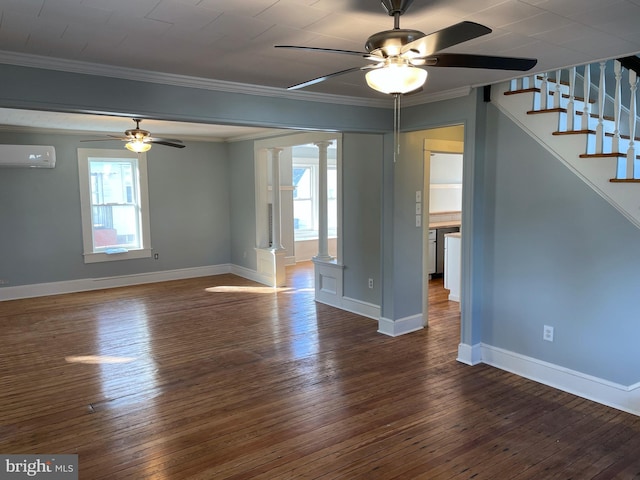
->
[286,66,369,90]
[148,136,183,144]
[149,138,186,148]
[401,21,491,57]
[80,136,127,142]
[426,53,537,71]
[275,45,371,58]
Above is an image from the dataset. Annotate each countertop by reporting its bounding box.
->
[429,221,461,229]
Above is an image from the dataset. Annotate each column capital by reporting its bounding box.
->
[314,140,333,150]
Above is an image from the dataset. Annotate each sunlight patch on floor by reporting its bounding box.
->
[205,286,293,294]
[65,355,136,365]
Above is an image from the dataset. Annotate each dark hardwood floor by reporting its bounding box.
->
[1,263,640,479]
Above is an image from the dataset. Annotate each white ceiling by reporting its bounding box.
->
[1,0,640,139]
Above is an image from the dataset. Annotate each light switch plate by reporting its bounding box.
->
[416,191,421,203]
[416,215,421,227]
[416,203,422,215]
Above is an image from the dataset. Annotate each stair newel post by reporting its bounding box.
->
[612,60,622,154]
[581,64,591,130]
[553,69,562,109]
[595,61,606,154]
[627,70,637,179]
[567,67,576,131]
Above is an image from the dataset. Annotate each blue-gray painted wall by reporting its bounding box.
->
[0,131,230,285]
[2,62,640,389]
[482,104,640,385]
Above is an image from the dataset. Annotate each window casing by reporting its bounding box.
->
[78,148,151,263]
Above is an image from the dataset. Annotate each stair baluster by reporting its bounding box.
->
[612,61,622,154]
[540,72,550,110]
[582,64,591,130]
[596,61,606,154]
[554,70,562,109]
[567,67,576,131]
[628,70,638,179]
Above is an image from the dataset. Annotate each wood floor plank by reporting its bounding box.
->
[1,263,639,479]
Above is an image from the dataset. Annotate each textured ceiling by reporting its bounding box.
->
[1,0,640,138]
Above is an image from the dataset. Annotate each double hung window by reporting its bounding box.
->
[77,148,151,263]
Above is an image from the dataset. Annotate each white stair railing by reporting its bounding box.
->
[507,57,639,181]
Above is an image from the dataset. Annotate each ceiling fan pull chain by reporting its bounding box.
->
[394,93,401,163]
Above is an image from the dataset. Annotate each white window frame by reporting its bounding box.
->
[77,148,152,264]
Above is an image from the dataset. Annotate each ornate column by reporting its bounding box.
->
[269,147,284,251]
[313,140,333,262]
[260,147,285,287]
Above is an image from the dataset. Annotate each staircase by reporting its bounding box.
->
[494,58,640,228]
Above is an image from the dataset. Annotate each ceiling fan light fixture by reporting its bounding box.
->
[365,63,427,94]
[125,140,152,153]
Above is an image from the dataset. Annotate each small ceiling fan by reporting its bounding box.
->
[82,118,185,152]
[276,0,537,95]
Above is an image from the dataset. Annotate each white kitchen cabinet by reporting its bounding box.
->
[444,232,461,302]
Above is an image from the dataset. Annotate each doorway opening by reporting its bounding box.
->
[422,125,464,329]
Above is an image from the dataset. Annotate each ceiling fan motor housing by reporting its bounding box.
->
[125,128,150,140]
[365,29,425,57]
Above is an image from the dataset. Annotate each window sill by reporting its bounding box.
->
[83,248,152,264]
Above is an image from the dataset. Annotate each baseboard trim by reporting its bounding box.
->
[341,296,380,321]
[457,343,482,365]
[378,314,424,337]
[480,343,640,416]
[230,264,272,286]
[0,264,233,301]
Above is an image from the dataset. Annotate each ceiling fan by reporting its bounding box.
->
[276,0,537,95]
[82,118,185,152]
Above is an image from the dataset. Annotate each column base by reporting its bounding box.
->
[255,247,287,287]
[312,254,334,262]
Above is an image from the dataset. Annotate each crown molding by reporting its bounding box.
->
[0,50,471,109]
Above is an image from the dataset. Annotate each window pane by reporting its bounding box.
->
[294,199,314,232]
[327,167,337,200]
[89,159,141,251]
[293,167,312,199]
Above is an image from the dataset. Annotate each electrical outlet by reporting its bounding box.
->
[154,253,159,260]
[543,325,554,342]
[368,278,374,289]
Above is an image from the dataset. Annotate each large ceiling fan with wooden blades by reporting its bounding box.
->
[82,118,185,152]
[276,0,537,95]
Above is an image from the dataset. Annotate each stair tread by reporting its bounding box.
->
[527,108,565,114]
[505,87,595,103]
[504,88,538,95]
[579,152,627,158]
[604,132,640,141]
[525,108,614,122]
[610,178,640,183]
[553,129,595,135]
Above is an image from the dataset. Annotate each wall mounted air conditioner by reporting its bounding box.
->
[0,145,56,168]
